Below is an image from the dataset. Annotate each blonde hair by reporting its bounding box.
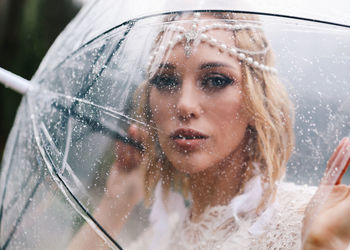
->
[133,12,294,205]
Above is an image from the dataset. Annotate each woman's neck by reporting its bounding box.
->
[188,148,248,222]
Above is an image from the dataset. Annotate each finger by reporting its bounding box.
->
[114,142,131,171]
[114,125,147,172]
[115,139,137,162]
[335,157,350,185]
[115,140,126,157]
[302,138,350,245]
[128,124,148,143]
[323,138,350,185]
[108,161,120,178]
[330,138,350,185]
[326,137,348,171]
[322,137,350,186]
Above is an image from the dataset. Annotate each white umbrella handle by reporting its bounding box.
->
[0,67,31,95]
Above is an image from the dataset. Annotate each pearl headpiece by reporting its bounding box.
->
[148,12,277,74]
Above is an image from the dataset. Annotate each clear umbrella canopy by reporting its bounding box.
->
[1,0,350,249]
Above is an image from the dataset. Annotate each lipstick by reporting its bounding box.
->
[170,128,208,151]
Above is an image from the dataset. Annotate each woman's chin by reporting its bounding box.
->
[170,157,212,174]
[164,147,220,174]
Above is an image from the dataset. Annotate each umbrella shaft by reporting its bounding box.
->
[0,67,31,95]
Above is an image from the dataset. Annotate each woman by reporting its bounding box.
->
[70,11,350,249]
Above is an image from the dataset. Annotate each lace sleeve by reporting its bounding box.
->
[257,182,317,249]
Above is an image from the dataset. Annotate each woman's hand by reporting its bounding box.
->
[96,124,146,234]
[68,124,146,250]
[303,137,350,250]
[105,124,145,201]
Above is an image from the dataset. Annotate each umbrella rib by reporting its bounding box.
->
[39,121,90,197]
[1,171,44,250]
[53,102,144,151]
[2,170,36,215]
[27,97,123,250]
[75,21,135,101]
[0,125,22,236]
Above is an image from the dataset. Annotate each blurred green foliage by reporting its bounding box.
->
[0,0,80,160]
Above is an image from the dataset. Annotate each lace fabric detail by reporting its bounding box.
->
[127,182,316,250]
[168,206,240,250]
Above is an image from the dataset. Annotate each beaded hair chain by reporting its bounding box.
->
[148,12,277,74]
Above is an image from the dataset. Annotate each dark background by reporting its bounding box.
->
[0,0,81,160]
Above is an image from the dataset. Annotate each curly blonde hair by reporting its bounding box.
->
[133,12,294,206]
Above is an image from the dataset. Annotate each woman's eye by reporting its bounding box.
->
[202,74,234,89]
[149,74,179,91]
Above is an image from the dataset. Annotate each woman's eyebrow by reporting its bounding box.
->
[199,62,235,70]
[157,63,176,70]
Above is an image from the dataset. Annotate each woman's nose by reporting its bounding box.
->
[176,80,201,121]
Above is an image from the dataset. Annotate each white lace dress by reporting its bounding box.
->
[127,181,316,250]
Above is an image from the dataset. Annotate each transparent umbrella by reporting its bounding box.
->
[1,0,350,249]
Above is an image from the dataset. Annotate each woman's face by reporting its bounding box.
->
[149,23,251,174]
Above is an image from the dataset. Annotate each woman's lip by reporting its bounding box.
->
[170,128,209,140]
[170,128,208,151]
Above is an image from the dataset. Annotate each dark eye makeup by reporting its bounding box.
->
[149,72,235,92]
[149,73,179,91]
[201,73,235,90]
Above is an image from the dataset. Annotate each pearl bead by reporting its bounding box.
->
[246,57,253,64]
[229,48,237,55]
[253,61,259,67]
[238,53,246,60]
[200,34,208,41]
[168,41,175,48]
[175,34,183,42]
[202,25,210,32]
[219,44,227,51]
[209,38,218,46]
